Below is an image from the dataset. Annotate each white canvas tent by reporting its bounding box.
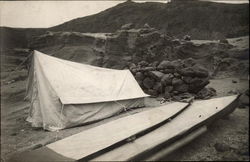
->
[25,51,148,131]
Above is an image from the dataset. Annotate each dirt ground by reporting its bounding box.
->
[1,75,249,161]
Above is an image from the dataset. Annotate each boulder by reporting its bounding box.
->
[178,65,209,78]
[171,59,184,69]
[165,85,174,93]
[161,74,174,86]
[138,60,149,67]
[192,65,209,77]
[153,82,163,93]
[140,67,155,72]
[172,95,182,101]
[183,58,196,68]
[151,61,159,67]
[178,92,194,99]
[130,68,137,74]
[174,83,189,93]
[157,60,175,69]
[238,94,249,108]
[182,76,193,84]
[173,72,181,78]
[164,92,171,98]
[189,78,210,93]
[172,78,184,86]
[172,91,180,95]
[148,71,164,81]
[128,63,136,70]
[195,87,216,99]
[163,68,175,74]
[147,89,158,97]
[190,77,209,85]
[143,77,155,89]
[178,67,196,77]
[245,89,249,96]
[135,72,145,82]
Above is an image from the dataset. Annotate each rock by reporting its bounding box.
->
[214,143,231,152]
[130,68,137,74]
[128,63,136,70]
[172,91,180,95]
[245,89,249,96]
[189,78,210,93]
[174,72,181,78]
[195,87,217,99]
[153,82,163,93]
[140,67,155,72]
[161,74,174,86]
[178,67,196,77]
[157,60,175,69]
[163,68,175,74]
[172,95,182,101]
[190,77,209,85]
[219,39,229,44]
[148,71,164,81]
[172,39,181,46]
[238,94,249,108]
[31,144,43,150]
[182,76,193,84]
[172,78,184,86]
[173,92,194,102]
[147,89,158,97]
[144,23,151,28]
[151,61,159,67]
[232,80,237,83]
[121,23,134,30]
[171,59,184,69]
[183,35,191,41]
[165,85,174,93]
[174,83,189,93]
[192,65,209,77]
[228,90,238,95]
[183,58,196,68]
[138,60,149,67]
[135,72,145,81]
[178,92,194,99]
[164,92,171,98]
[143,77,155,89]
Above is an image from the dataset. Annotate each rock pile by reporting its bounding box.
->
[129,58,214,100]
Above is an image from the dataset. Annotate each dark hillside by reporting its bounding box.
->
[50,0,249,39]
[0,27,46,49]
[0,0,248,49]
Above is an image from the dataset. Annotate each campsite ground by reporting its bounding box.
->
[1,75,249,161]
[1,36,249,161]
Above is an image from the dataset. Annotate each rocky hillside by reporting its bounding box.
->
[0,0,249,49]
[51,0,249,39]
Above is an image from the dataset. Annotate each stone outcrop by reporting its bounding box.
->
[129,58,214,100]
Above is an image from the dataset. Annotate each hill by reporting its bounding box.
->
[50,0,249,39]
[0,0,249,49]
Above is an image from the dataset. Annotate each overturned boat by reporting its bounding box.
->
[9,94,240,162]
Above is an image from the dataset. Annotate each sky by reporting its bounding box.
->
[0,0,248,28]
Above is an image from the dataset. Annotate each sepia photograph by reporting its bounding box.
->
[0,0,249,161]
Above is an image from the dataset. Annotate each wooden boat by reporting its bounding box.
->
[8,95,239,162]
